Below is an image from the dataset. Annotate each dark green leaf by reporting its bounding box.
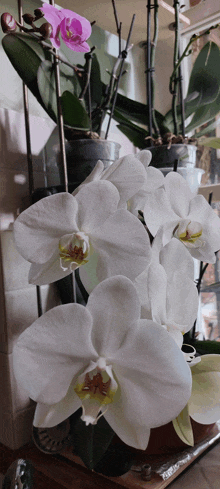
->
[116,123,148,149]
[195,117,220,137]
[185,89,220,133]
[71,414,115,469]
[88,53,103,108]
[61,90,91,130]
[187,41,220,109]
[114,91,170,132]
[2,32,44,88]
[37,61,84,125]
[194,340,220,355]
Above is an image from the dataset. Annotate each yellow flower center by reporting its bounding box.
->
[173,221,203,247]
[75,369,116,406]
[178,229,202,244]
[59,232,90,271]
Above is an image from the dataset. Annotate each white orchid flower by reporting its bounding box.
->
[173,354,220,446]
[13,276,192,450]
[127,150,164,216]
[13,180,151,287]
[73,150,164,215]
[73,152,148,207]
[135,233,198,348]
[143,171,220,263]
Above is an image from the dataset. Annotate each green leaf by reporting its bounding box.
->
[187,41,220,109]
[88,53,103,108]
[2,32,44,91]
[113,91,170,133]
[197,137,220,149]
[185,89,220,133]
[116,123,148,149]
[71,414,115,469]
[61,90,90,130]
[195,117,220,137]
[191,340,220,356]
[37,61,84,125]
[172,405,194,446]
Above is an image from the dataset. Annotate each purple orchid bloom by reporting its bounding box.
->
[40,3,91,52]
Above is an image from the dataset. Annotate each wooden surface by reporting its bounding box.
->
[0,423,220,489]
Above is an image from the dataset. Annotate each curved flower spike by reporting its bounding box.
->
[143,172,220,263]
[40,3,91,52]
[13,180,151,289]
[13,276,192,450]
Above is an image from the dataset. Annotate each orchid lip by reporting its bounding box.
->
[173,221,204,248]
[74,360,118,426]
[59,231,90,271]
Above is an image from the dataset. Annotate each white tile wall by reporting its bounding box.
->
[0,106,135,449]
[0,108,61,448]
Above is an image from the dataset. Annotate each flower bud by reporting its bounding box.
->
[38,22,52,40]
[34,9,44,20]
[1,13,17,33]
[22,13,34,25]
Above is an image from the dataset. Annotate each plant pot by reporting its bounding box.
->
[160,166,204,195]
[148,144,197,169]
[63,139,121,185]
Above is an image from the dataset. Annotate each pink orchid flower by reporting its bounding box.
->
[40,3,91,52]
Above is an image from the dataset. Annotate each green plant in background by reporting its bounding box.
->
[113,0,220,150]
[1,2,135,141]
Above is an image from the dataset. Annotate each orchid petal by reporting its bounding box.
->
[145,166,164,192]
[14,193,78,264]
[86,275,141,357]
[101,154,147,208]
[144,188,178,236]
[33,382,82,428]
[135,149,152,167]
[13,304,97,404]
[160,239,195,281]
[164,172,192,218]
[91,209,151,282]
[148,263,167,325]
[28,253,72,285]
[60,8,92,39]
[112,319,192,428]
[105,407,151,450]
[172,404,194,446]
[63,38,91,53]
[189,371,220,424]
[75,180,119,234]
[40,4,64,28]
[79,250,107,293]
[166,272,198,334]
[166,326,183,348]
[72,160,105,196]
[134,267,151,310]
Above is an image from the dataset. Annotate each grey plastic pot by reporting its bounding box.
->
[64,139,121,184]
[147,144,197,169]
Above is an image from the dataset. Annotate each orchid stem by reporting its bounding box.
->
[151,0,160,138]
[105,12,135,139]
